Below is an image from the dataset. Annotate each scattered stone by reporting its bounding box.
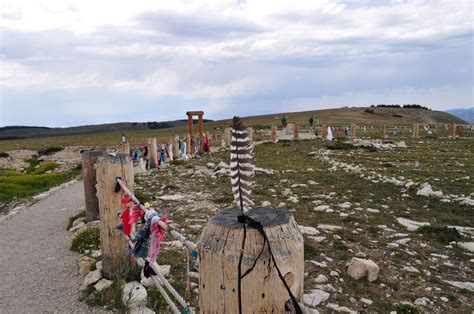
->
[33,192,50,201]
[80,270,102,291]
[158,194,185,201]
[338,202,351,209]
[458,242,474,253]
[347,258,379,282]
[445,281,474,292]
[403,266,420,274]
[314,205,330,212]
[360,298,373,305]
[318,224,342,232]
[78,256,94,275]
[287,196,299,203]
[261,201,271,207]
[397,218,430,231]
[308,236,326,243]
[95,260,103,271]
[416,183,443,198]
[440,297,449,303]
[314,275,328,283]
[298,225,320,236]
[303,289,330,308]
[355,252,367,258]
[206,162,216,169]
[69,221,86,233]
[330,271,339,277]
[414,297,430,306]
[130,306,155,314]
[72,217,86,228]
[366,208,380,213]
[94,279,113,292]
[122,281,148,309]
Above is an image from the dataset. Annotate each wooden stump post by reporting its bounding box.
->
[224,128,232,147]
[81,149,107,222]
[148,138,158,169]
[197,208,304,313]
[246,127,253,141]
[271,126,278,142]
[118,142,130,154]
[171,134,180,157]
[351,123,357,138]
[294,125,300,139]
[413,123,419,138]
[322,124,328,139]
[451,124,457,139]
[381,123,387,138]
[96,154,133,279]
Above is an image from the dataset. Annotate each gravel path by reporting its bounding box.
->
[0,181,90,313]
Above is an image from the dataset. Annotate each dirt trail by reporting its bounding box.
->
[0,181,89,313]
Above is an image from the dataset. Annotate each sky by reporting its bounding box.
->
[0,0,473,127]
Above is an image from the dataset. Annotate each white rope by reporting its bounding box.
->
[116,177,197,251]
[149,261,188,310]
[150,275,181,314]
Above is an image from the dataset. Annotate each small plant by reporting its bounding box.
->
[214,194,233,204]
[30,162,59,175]
[418,225,463,244]
[135,189,150,203]
[304,241,318,259]
[37,147,64,156]
[170,159,186,166]
[326,141,355,150]
[71,227,100,254]
[0,152,9,158]
[392,303,421,314]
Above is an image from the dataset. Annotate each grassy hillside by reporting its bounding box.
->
[0,107,466,151]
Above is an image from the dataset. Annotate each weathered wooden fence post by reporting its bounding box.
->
[186,133,192,154]
[197,208,304,313]
[224,128,232,147]
[81,149,107,222]
[119,142,130,154]
[171,134,180,157]
[271,126,278,142]
[413,123,419,138]
[381,123,387,138]
[294,124,300,139]
[246,127,254,141]
[148,138,158,169]
[351,123,357,138]
[96,154,133,279]
[451,124,457,139]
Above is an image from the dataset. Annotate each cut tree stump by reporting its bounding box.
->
[96,154,133,279]
[148,138,158,169]
[81,149,107,221]
[197,207,304,313]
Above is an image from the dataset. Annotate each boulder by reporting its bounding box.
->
[122,281,148,309]
[94,279,113,292]
[445,281,474,292]
[458,242,474,253]
[298,225,320,236]
[347,257,379,282]
[80,269,102,291]
[78,256,94,275]
[303,289,330,308]
[72,217,86,228]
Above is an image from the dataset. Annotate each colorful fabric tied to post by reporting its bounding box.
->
[148,216,168,262]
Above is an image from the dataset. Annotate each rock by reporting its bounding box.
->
[94,279,113,292]
[72,217,86,228]
[445,281,474,292]
[317,224,342,232]
[158,194,185,201]
[346,257,379,282]
[366,208,380,213]
[78,256,94,275]
[33,192,50,201]
[314,275,328,283]
[261,201,271,207]
[130,306,155,314]
[338,202,351,209]
[157,264,171,277]
[122,281,148,309]
[440,296,448,302]
[277,202,286,208]
[330,271,339,277]
[303,307,320,314]
[287,196,299,203]
[397,218,430,231]
[458,242,474,253]
[314,205,330,212]
[416,183,443,198]
[69,221,86,233]
[403,266,420,273]
[360,298,373,305]
[206,162,216,169]
[303,289,330,308]
[298,225,320,236]
[254,167,275,175]
[308,180,318,185]
[80,270,102,291]
[308,236,326,243]
[95,260,103,271]
[216,161,229,169]
[355,252,367,258]
[397,141,407,148]
[414,297,430,306]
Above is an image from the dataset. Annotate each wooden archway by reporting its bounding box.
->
[186,111,204,154]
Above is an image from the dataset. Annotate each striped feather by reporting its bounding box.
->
[230,116,254,214]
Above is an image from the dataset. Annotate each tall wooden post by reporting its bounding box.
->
[381,123,387,138]
[246,127,254,141]
[322,124,328,139]
[198,114,204,154]
[81,149,107,222]
[400,126,404,135]
[413,123,419,138]
[197,208,304,313]
[224,128,232,147]
[271,126,278,142]
[96,154,133,279]
[171,134,180,157]
[118,142,130,154]
[351,123,356,138]
[451,124,457,139]
[294,125,300,139]
[148,138,158,169]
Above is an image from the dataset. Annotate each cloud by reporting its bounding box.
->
[0,0,473,126]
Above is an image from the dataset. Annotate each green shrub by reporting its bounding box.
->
[37,147,64,156]
[135,189,150,203]
[418,225,463,244]
[392,303,421,314]
[70,227,100,253]
[30,162,58,175]
[0,152,9,158]
[326,141,355,150]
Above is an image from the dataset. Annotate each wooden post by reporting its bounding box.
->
[381,123,387,138]
[96,154,133,279]
[413,123,419,138]
[400,126,404,135]
[451,124,457,139]
[322,124,328,139]
[224,128,232,147]
[186,133,192,154]
[81,149,107,222]
[271,126,278,142]
[171,134,180,157]
[118,142,130,154]
[294,124,300,139]
[198,114,204,154]
[148,138,158,169]
[246,127,253,141]
[197,208,304,313]
[351,123,356,138]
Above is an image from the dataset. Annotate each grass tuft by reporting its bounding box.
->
[71,227,100,254]
[418,225,463,244]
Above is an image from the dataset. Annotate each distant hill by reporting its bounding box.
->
[0,119,212,140]
[445,108,474,124]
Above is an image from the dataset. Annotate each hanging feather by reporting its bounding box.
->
[230,116,254,214]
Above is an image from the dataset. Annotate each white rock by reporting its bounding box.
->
[303,289,330,308]
[122,281,148,309]
[403,266,420,273]
[330,271,339,277]
[397,218,430,231]
[314,205,330,212]
[458,242,474,253]
[261,201,271,207]
[416,183,443,198]
[206,162,216,169]
[318,224,342,232]
[355,252,367,258]
[366,208,379,213]
[69,222,86,233]
[440,297,449,302]
[308,180,318,185]
[388,243,399,248]
[445,281,474,292]
[308,236,326,243]
[72,217,86,228]
[130,306,155,314]
[158,194,185,201]
[80,270,102,291]
[287,196,299,203]
[338,202,351,209]
[346,258,379,282]
[414,297,430,306]
[95,260,103,271]
[277,202,286,208]
[33,192,50,200]
[360,298,373,305]
[298,225,320,236]
[94,279,113,292]
[394,238,411,245]
[314,275,328,283]
[216,161,229,169]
